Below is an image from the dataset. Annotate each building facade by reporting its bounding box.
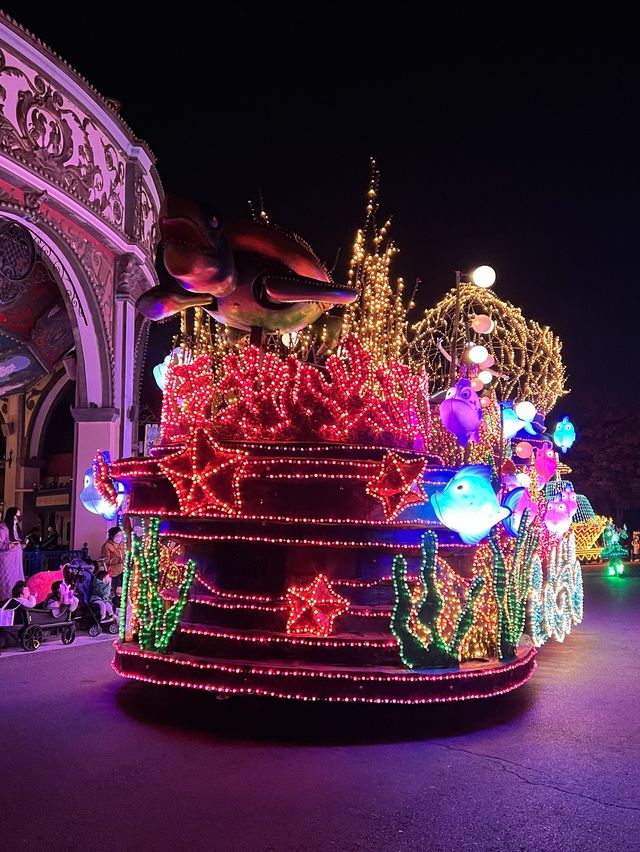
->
[0,13,161,556]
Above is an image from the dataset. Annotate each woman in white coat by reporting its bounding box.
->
[0,507,25,600]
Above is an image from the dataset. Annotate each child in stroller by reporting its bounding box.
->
[64,559,119,638]
[0,579,77,651]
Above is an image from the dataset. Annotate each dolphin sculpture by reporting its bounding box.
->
[136,195,357,334]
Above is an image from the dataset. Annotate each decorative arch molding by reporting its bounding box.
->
[0,208,113,408]
[25,369,71,461]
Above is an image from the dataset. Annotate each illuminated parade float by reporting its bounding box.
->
[93,165,584,703]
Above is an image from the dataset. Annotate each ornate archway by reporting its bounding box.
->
[0,13,162,553]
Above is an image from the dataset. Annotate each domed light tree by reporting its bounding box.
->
[408,285,567,415]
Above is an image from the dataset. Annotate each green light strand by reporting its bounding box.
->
[132,517,196,653]
[119,530,132,643]
[390,532,484,669]
[490,509,537,659]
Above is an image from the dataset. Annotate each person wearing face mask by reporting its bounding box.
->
[0,507,26,600]
[100,526,125,610]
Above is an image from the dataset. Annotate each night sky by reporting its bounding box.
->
[5,5,639,417]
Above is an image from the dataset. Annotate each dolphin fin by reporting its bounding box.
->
[524,422,537,435]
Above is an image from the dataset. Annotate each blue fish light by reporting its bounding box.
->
[431,465,522,545]
[553,416,576,454]
[79,464,126,521]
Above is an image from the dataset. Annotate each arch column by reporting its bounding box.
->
[1,394,24,512]
[114,255,146,459]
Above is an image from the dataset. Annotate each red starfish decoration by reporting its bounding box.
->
[286,574,350,637]
[366,451,428,520]
[159,428,247,515]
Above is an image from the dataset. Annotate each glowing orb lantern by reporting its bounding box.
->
[471,377,484,392]
[468,345,489,364]
[515,401,536,422]
[471,314,494,334]
[515,441,533,459]
[471,265,496,288]
[478,370,493,384]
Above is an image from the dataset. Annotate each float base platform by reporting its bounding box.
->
[112,639,537,704]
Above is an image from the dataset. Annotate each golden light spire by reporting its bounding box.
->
[341,159,409,366]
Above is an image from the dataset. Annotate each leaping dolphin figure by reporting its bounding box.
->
[136,195,357,334]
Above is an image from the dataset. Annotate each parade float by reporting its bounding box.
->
[89,167,584,703]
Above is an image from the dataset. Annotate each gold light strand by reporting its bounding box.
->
[408,284,567,414]
[341,159,409,368]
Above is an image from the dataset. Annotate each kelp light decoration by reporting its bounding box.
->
[123,517,196,652]
[391,531,484,668]
[488,509,538,659]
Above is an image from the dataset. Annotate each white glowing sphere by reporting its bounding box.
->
[471,265,496,288]
[468,344,489,364]
[515,401,536,422]
[471,314,494,334]
[516,473,531,487]
[478,370,493,384]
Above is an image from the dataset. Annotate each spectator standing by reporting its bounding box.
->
[41,525,59,550]
[632,531,640,562]
[101,527,125,610]
[0,507,25,600]
[24,526,41,550]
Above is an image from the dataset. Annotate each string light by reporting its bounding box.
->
[341,159,410,367]
[285,575,350,637]
[113,641,537,703]
[409,284,567,414]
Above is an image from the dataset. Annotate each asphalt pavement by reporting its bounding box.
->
[1,566,639,852]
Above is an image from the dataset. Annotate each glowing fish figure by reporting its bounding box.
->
[534,441,557,486]
[79,468,126,521]
[439,378,483,447]
[500,402,537,439]
[503,488,538,537]
[560,486,578,517]
[431,465,517,545]
[553,416,576,454]
[544,489,577,538]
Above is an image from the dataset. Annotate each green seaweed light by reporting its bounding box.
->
[488,508,538,659]
[391,530,484,669]
[130,517,196,652]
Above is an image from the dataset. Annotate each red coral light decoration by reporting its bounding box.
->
[366,451,428,519]
[201,337,430,450]
[159,428,247,515]
[161,354,215,442]
[286,574,350,637]
[93,450,118,508]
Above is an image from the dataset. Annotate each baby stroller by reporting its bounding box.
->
[0,599,76,651]
[64,560,119,638]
